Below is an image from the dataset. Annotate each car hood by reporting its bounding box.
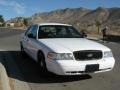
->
[38,38,110,53]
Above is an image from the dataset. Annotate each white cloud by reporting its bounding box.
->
[0,0,25,14]
[14,3,25,14]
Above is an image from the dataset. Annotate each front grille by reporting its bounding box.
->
[73,50,102,61]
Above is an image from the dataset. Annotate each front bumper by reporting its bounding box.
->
[46,57,115,75]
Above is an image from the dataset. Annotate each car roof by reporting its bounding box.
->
[35,23,72,26]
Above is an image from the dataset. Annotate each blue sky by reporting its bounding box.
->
[0,0,120,20]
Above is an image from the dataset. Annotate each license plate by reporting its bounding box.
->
[85,64,99,73]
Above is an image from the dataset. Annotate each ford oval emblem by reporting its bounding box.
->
[87,53,93,57]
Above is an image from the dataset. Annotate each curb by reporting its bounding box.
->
[87,37,100,41]
[3,52,31,90]
[0,54,11,90]
[87,37,116,44]
[0,51,31,90]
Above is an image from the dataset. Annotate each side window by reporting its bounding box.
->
[25,26,32,36]
[25,25,38,39]
[30,25,38,38]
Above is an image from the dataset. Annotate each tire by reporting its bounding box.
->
[38,51,47,74]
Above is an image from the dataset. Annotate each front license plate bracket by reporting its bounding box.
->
[85,64,99,73]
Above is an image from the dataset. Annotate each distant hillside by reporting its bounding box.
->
[9,7,120,35]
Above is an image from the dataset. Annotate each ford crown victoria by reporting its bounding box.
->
[20,23,115,75]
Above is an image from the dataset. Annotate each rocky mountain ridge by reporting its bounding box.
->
[9,7,120,34]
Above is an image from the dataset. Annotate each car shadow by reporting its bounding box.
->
[0,51,92,84]
[102,35,120,43]
[100,35,120,43]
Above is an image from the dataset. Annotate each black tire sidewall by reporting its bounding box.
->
[38,52,47,73]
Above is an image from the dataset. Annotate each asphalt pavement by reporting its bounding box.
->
[0,28,120,90]
[0,28,24,38]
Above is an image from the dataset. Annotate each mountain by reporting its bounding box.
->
[9,7,120,35]
[29,7,90,24]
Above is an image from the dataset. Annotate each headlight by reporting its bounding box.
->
[47,52,74,60]
[104,51,113,58]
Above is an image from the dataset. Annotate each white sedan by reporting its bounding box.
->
[20,23,115,75]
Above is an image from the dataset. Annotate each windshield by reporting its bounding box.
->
[38,25,83,39]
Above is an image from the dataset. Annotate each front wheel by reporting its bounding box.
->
[38,52,47,74]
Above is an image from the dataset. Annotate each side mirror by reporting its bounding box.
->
[28,33,34,38]
[81,32,87,38]
[83,34,87,38]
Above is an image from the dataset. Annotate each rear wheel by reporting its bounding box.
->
[38,51,47,74]
[20,43,26,57]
